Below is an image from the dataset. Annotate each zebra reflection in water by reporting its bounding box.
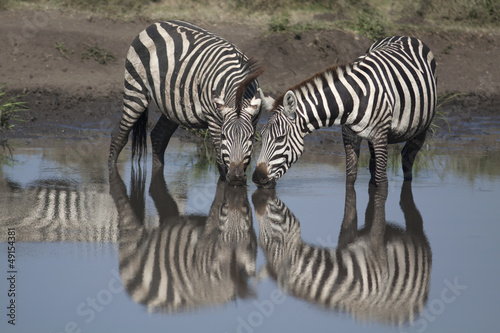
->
[109,167,257,313]
[252,183,431,325]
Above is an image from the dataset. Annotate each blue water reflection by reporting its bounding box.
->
[1,137,499,332]
[253,183,431,325]
[110,165,257,313]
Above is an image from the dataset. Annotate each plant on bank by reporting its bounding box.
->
[0,87,27,131]
[429,92,466,134]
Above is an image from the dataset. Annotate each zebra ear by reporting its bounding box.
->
[258,88,274,113]
[213,96,225,110]
[213,94,232,117]
[246,96,261,117]
[283,90,297,120]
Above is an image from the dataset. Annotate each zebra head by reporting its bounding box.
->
[253,90,305,188]
[216,59,270,186]
[251,188,301,282]
[216,93,263,186]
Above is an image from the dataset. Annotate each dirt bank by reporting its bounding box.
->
[1,9,499,140]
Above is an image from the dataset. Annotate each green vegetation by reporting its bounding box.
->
[410,0,500,26]
[55,41,73,59]
[0,88,26,165]
[0,88,27,131]
[0,139,14,165]
[81,43,116,65]
[6,0,498,37]
[53,0,151,18]
[347,12,387,41]
[429,93,466,135]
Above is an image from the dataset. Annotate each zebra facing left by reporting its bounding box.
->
[108,21,272,185]
[253,36,437,188]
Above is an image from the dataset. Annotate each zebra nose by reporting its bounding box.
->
[227,163,247,186]
[252,163,274,188]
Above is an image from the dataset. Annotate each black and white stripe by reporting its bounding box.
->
[0,180,117,244]
[109,21,269,185]
[110,167,256,312]
[253,36,437,187]
[252,183,432,325]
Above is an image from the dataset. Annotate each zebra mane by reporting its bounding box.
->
[235,57,265,117]
[272,64,344,110]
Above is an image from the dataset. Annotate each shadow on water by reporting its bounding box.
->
[109,165,257,313]
[252,182,432,326]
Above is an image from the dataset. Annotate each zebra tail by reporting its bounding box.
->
[131,108,148,162]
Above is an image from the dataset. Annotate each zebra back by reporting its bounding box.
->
[252,183,431,325]
[111,20,267,184]
[110,167,257,313]
[253,36,437,187]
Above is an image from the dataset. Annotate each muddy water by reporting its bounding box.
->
[0,127,499,333]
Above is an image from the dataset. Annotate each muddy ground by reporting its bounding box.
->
[0,9,499,142]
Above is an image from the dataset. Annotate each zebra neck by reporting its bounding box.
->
[296,64,361,133]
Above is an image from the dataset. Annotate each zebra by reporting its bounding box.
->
[109,166,257,312]
[252,182,432,325]
[252,36,437,188]
[108,20,273,185]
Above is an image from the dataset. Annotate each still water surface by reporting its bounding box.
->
[0,133,499,333]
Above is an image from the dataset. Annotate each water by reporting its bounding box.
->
[1,130,499,333]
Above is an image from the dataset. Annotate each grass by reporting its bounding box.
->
[0,87,27,131]
[429,92,467,134]
[0,139,14,165]
[347,11,387,41]
[55,41,73,59]
[4,0,498,39]
[81,43,116,65]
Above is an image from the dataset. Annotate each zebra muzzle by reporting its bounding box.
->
[226,162,247,186]
[252,163,276,189]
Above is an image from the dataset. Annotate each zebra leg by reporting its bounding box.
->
[109,94,149,167]
[368,142,376,180]
[151,114,179,167]
[338,184,358,248]
[342,126,362,185]
[207,123,227,178]
[401,129,427,181]
[369,133,389,186]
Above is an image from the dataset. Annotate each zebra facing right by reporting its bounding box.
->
[253,36,437,188]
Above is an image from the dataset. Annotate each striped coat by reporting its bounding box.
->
[253,183,432,325]
[110,166,257,312]
[253,36,437,187]
[109,21,269,185]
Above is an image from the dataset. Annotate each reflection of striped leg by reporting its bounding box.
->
[401,129,428,181]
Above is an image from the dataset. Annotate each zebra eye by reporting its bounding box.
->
[220,133,227,141]
[275,134,286,144]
